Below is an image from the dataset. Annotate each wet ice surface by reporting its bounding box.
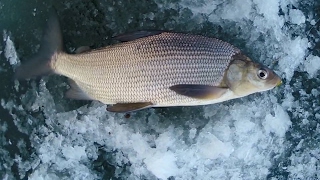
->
[1,0,319,179]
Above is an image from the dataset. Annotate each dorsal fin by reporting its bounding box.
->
[113,30,165,42]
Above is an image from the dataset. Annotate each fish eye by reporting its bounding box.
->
[258,68,268,80]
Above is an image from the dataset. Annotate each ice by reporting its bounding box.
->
[264,105,292,137]
[191,0,310,81]
[220,0,253,20]
[198,134,234,159]
[289,9,306,25]
[288,147,320,179]
[0,121,14,180]
[279,37,309,80]
[253,0,282,25]
[144,152,179,179]
[3,81,292,179]
[1,0,319,179]
[303,54,320,78]
[3,30,19,65]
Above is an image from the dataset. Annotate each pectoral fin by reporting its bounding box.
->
[75,46,91,54]
[113,30,165,42]
[169,84,228,100]
[107,102,153,113]
[65,79,94,100]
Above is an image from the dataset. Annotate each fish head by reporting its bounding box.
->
[225,59,282,97]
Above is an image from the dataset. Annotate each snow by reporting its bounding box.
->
[1,0,319,179]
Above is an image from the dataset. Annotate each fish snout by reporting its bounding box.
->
[271,73,282,88]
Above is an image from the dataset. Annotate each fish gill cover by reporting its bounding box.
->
[0,0,319,179]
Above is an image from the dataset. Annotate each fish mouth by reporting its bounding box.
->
[268,71,282,88]
[276,78,282,87]
[273,75,282,87]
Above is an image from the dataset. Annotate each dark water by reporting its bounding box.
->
[0,0,319,179]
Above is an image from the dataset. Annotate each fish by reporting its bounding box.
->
[15,10,282,113]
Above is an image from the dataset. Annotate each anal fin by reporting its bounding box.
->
[107,102,153,113]
[169,84,228,100]
[65,79,93,100]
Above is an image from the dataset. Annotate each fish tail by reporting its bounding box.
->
[15,9,63,79]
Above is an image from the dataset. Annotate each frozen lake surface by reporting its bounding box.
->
[0,0,319,179]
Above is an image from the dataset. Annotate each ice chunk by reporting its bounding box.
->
[278,37,309,80]
[179,0,219,16]
[198,134,234,159]
[38,133,63,164]
[288,148,320,179]
[144,152,179,179]
[189,128,197,140]
[264,105,292,137]
[62,145,86,161]
[3,31,19,65]
[219,0,253,20]
[29,165,61,180]
[253,0,281,23]
[289,9,306,25]
[303,54,320,78]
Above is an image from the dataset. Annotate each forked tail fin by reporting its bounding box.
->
[15,9,63,79]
